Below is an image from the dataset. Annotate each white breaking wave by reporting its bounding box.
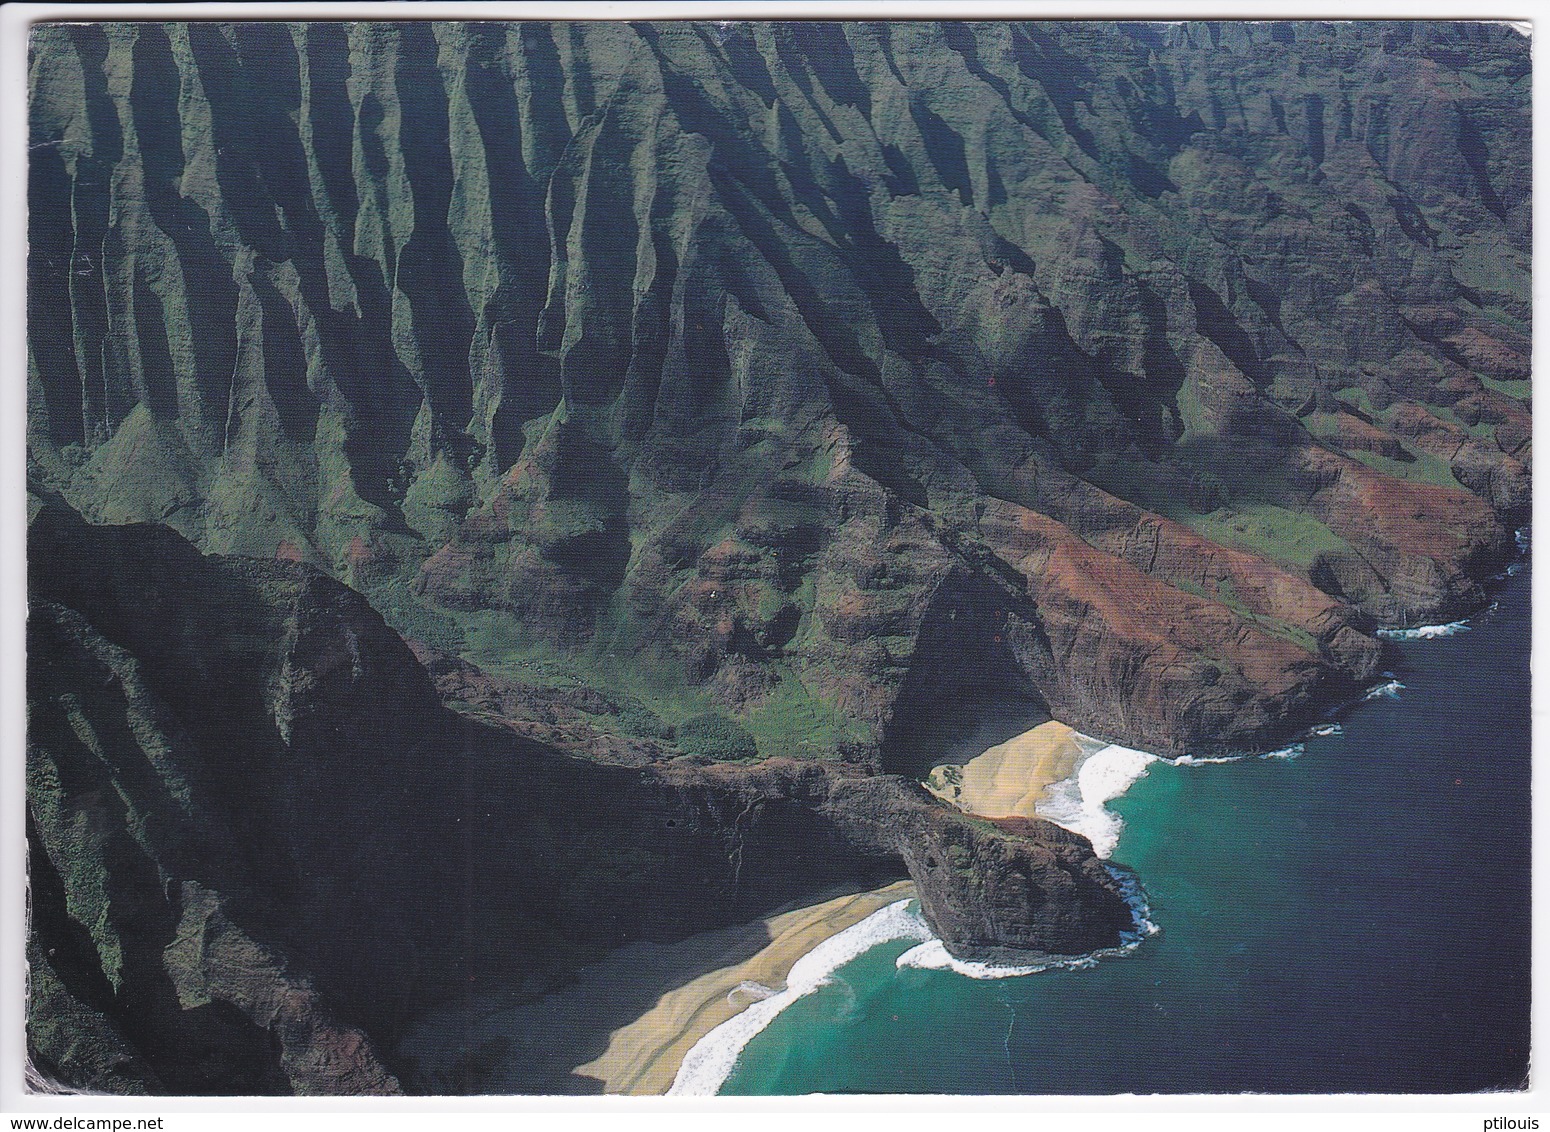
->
[1506,528,1530,574]
[668,898,932,1095]
[1311,722,1342,738]
[894,939,1052,979]
[1173,753,1241,766]
[1036,744,1158,859]
[1377,620,1470,640]
[1261,742,1305,760]
[1363,677,1405,700]
[1172,741,1304,768]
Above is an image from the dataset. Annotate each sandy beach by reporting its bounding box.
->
[397,879,917,1095]
[576,879,917,1094]
[925,719,1102,820]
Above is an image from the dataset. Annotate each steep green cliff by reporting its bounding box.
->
[25,19,1530,1095]
[28,21,1529,765]
[30,22,1531,762]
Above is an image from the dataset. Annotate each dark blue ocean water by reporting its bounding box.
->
[722,562,1531,1095]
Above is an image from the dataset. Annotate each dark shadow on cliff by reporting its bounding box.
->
[879,572,1052,780]
[883,693,1052,782]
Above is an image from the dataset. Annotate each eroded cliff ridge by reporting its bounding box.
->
[26,19,1529,1093]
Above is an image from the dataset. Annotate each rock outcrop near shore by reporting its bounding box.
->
[25,18,1529,1094]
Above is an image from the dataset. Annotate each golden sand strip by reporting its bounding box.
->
[925,719,1100,820]
[576,879,916,1095]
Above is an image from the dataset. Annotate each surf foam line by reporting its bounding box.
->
[1364,676,1405,700]
[1030,735,1303,849]
[1172,740,1309,766]
[667,897,933,1096]
[1036,743,1158,859]
[1377,620,1471,640]
[1165,719,1341,768]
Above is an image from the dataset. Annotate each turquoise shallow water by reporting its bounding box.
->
[721,562,1531,1095]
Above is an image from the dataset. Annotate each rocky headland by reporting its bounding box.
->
[24,19,1529,1093]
